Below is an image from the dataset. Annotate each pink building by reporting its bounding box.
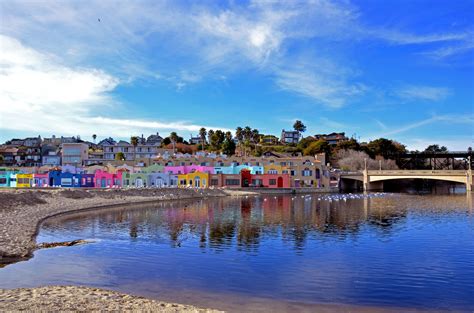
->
[33,173,49,187]
[164,165,214,175]
[94,170,122,188]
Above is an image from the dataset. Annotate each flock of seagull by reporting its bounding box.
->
[261,192,391,202]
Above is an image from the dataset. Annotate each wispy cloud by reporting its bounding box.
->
[379,114,474,137]
[0,0,472,116]
[374,119,388,130]
[395,85,451,101]
[0,35,230,138]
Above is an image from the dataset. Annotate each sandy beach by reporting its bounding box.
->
[0,286,222,312]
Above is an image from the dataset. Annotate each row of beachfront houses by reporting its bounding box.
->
[0,162,330,189]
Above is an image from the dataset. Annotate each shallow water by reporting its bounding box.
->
[1,194,473,312]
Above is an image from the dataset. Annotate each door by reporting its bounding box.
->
[136,178,143,188]
[156,178,164,188]
[101,178,106,188]
[277,177,283,188]
[194,177,200,188]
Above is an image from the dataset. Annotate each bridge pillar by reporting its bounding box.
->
[467,169,472,192]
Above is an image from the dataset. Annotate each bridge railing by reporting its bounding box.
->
[367,170,468,175]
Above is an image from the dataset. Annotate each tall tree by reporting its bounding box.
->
[130,136,139,161]
[207,129,215,148]
[215,130,225,147]
[225,131,233,142]
[222,137,236,156]
[293,120,307,138]
[251,129,260,154]
[235,127,243,142]
[235,127,243,156]
[199,127,207,151]
[169,132,179,153]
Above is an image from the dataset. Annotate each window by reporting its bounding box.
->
[302,169,312,176]
[180,179,187,185]
[225,179,240,186]
[282,170,288,174]
[268,169,278,174]
[280,162,286,166]
[290,170,296,176]
[0,178,6,184]
[61,178,72,185]
[210,179,219,186]
[269,179,277,185]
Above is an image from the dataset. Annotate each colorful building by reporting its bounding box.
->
[16,173,34,188]
[177,171,209,188]
[241,170,290,188]
[33,173,49,187]
[214,165,263,175]
[48,170,62,187]
[80,174,95,187]
[0,168,18,188]
[147,173,178,188]
[209,173,241,188]
[95,170,122,188]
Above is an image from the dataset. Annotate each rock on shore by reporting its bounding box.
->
[0,286,222,312]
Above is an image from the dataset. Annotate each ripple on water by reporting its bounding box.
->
[1,194,473,311]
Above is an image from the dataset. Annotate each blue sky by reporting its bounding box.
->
[0,0,473,150]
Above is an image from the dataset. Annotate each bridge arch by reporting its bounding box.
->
[369,175,468,185]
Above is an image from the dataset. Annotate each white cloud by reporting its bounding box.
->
[396,85,451,101]
[0,0,472,114]
[0,35,229,138]
[275,65,367,108]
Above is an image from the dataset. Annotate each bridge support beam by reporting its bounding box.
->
[364,181,384,191]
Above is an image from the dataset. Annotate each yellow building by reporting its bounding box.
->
[16,173,33,188]
[177,171,209,188]
[263,164,289,175]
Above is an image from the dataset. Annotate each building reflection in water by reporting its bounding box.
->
[42,194,473,252]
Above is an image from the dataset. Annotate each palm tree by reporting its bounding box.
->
[92,134,97,144]
[243,126,252,156]
[207,130,214,151]
[235,127,243,156]
[251,129,260,154]
[130,136,139,161]
[170,132,178,154]
[199,127,207,151]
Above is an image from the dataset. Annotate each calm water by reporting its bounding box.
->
[1,194,473,311]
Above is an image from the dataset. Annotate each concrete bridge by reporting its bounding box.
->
[340,169,473,191]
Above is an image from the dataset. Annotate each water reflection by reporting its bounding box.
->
[40,194,472,252]
[1,194,473,311]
